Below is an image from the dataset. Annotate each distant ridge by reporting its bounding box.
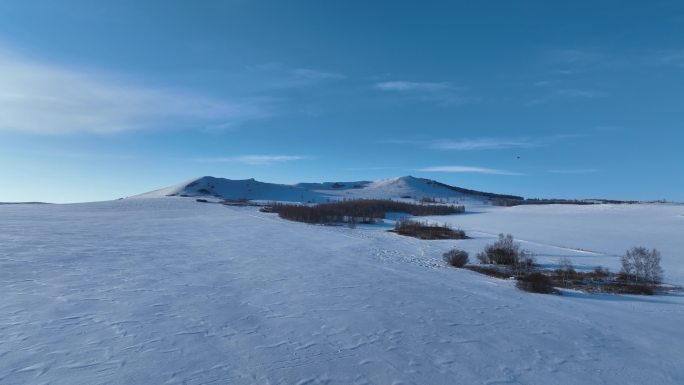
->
[133,175,522,204]
[430,180,523,201]
[0,202,51,205]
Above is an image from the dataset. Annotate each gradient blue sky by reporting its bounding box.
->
[1,0,682,203]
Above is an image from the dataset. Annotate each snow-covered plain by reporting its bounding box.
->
[1,198,683,384]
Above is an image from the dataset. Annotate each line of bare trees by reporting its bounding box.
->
[262,199,464,224]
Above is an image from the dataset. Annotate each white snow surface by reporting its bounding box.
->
[1,198,683,384]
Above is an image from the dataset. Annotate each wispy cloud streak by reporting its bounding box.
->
[375,81,452,92]
[418,165,523,176]
[0,48,267,134]
[431,138,539,151]
[195,155,308,165]
[291,68,344,80]
[374,80,475,105]
[547,168,600,174]
[386,136,546,151]
[555,89,607,98]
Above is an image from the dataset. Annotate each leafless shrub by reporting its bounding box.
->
[512,251,536,277]
[443,249,469,267]
[465,265,513,279]
[516,273,556,294]
[480,234,520,265]
[555,257,576,284]
[607,282,654,295]
[593,266,610,277]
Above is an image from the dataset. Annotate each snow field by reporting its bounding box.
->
[1,198,683,384]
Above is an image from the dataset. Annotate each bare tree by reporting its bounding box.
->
[512,250,536,277]
[621,247,664,284]
[557,257,576,285]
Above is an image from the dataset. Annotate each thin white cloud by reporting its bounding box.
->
[195,155,308,165]
[291,68,344,80]
[35,150,136,160]
[249,64,344,88]
[550,49,606,67]
[418,166,523,176]
[527,88,607,106]
[374,80,477,105]
[549,48,684,71]
[555,89,607,98]
[547,168,600,174]
[431,138,539,151]
[645,50,684,68]
[341,166,396,171]
[386,136,543,151]
[544,49,619,75]
[0,48,267,134]
[375,81,452,92]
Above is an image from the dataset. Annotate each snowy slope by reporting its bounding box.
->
[1,198,683,384]
[295,176,460,198]
[135,176,326,202]
[309,176,486,203]
[134,175,517,204]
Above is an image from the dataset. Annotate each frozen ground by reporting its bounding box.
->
[1,198,683,384]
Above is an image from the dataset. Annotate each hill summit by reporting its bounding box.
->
[134,175,522,203]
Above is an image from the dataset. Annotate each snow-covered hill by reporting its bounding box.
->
[134,176,326,202]
[134,175,521,204]
[1,198,683,384]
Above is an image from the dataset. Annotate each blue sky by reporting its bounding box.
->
[0,0,682,203]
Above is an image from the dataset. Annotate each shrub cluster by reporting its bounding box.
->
[465,265,514,279]
[443,249,469,267]
[516,273,556,294]
[464,240,669,295]
[610,283,655,295]
[593,266,610,277]
[262,199,465,224]
[477,234,521,265]
[393,219,467,240]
